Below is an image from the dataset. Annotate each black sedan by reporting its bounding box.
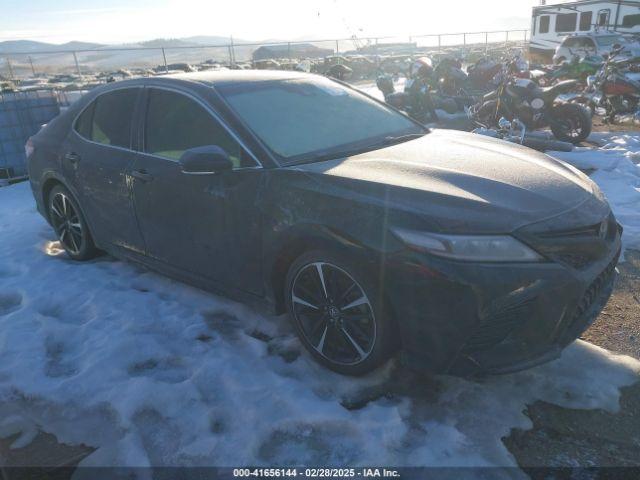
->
[26,71,621,376]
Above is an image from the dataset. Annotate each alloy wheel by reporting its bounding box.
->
[50,192,83,255]
[291,262,376,366]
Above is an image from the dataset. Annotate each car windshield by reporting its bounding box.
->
[596,35,626,47]
[216,77,426,165]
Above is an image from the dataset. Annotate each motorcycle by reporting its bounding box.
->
[376,74,440,124]
[570,46,640,123]
[376,55,481,123]
[538,51,603,87]
[467,57,503,90]
[469,58,592,144]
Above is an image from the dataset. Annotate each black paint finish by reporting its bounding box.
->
[27,71,621,375]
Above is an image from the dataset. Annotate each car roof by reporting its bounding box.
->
[156,69,315,87]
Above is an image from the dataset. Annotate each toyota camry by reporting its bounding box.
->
[26,71,621,376]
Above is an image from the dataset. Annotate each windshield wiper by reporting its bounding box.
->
[378,132,427,147]
[286,132,428,166]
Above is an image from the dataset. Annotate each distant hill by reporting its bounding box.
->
[139,38,202,48]
[182,36,248,46]
[0,35,282,74]
[0,40,104,53]
[0,37,257,54]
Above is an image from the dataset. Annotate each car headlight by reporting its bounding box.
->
[392,228,544,262]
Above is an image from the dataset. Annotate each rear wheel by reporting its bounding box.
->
[48,185,98,261]
[550,103,592,143]
[285,250,396,375]
[473,99,501,128]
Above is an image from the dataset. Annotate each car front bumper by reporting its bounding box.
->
[383,223,621,376]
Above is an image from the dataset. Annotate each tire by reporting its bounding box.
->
[473,99,500,128]
[569,96,595,117]
[550,103,592,144]
[521,136,574,152]
[284,250,397,376]
[48,185,98,261]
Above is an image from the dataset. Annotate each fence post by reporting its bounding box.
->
[5,57,15,81]
[161,48,168,73]
[230,36,236,67]
[28,56,36,76]
[72,51,81,75]
[505,30,509,49]
[485,31,489,54]
[375,38,380,68]
[287,42,292,69]
[463,33,466,49]
[336,39,339,55]
[438,34,441,52]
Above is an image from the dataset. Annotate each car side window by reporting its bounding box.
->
[74,101,94,139]
[87,89,139,148]
[144,88,253,169]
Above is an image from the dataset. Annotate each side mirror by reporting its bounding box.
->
[179,145,233,175]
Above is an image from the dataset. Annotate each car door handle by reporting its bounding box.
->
[64,152,81,164]
[130,169,154,183]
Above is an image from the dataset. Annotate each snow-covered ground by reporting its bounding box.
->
[551,133,640,252]
[0,132,639,470]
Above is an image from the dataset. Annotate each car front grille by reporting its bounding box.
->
[462,297,536,352]
[522,213,619,270]
[561,250,620,341]
[462,248,620,354]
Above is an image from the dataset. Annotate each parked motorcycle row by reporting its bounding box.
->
[374,46,640,151]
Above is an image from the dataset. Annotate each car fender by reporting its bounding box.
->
[262,221,382,313]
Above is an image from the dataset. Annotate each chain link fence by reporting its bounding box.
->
[0,30,529,83]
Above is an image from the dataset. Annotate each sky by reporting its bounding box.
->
[0,0,544,45]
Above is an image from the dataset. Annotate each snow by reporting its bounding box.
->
[0,180,639,469]
[549,133,640,251]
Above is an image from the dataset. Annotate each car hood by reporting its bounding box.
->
[290,130,602,234]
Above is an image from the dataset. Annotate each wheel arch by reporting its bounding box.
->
[268,225,378,315]
[40,174,99,248]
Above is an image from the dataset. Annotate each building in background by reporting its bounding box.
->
[252,43,333,61]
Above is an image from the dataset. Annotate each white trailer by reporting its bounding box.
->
[530,0,640,61]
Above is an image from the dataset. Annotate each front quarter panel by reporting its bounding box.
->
[260,168,409,308]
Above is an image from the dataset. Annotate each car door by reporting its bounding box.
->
[63,87,146,253]
[129,86,264,294]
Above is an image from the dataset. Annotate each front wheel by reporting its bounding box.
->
[48,185,98,261]
[549,103,592,144]
[285,250,397,375]
[472,99,501,128]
